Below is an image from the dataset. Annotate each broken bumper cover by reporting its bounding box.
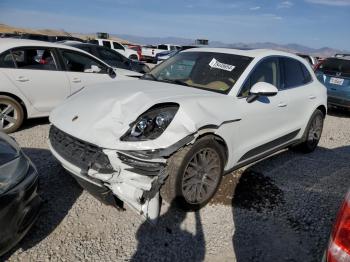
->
[49,126,167,222]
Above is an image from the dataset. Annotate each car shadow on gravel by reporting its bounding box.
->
[131,200,206,262]
[1,147,82,260]
[17,117,50,132]
[228,145,350,262]
[327,107,350,118]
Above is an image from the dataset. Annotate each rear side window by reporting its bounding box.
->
[301,64,312,84]
[98,47,124,62]
[318,58,350,78]
[0,51,16,68]
[11,48,57,70]
[102,41,111,48]
[112,42,124,50]
[282,58,308,89]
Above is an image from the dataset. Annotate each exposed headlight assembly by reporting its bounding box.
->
[121,103,179,141]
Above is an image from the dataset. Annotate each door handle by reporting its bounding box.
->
[16,76,29,82]
[72,78,81,83]
[308,95,316,100]
[278,102,287,108]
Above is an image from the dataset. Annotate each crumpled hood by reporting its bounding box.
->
[50,79,238,150]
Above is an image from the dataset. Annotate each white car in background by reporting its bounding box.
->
[0,38,138,133]
[49,48,327,222]
[91,39,140,60]
[141,44,181,63]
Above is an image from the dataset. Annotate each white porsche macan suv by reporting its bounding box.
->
[48,48,327,222]
[0,38,141,133]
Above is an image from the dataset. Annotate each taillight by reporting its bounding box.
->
[327,191,350,262]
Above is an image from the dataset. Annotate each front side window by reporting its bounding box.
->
[10,48,57,70]
[89,40,98,45]
[75,45,93,54]
[102,41,111,48]
[60,50,107,73]
[158,45,168,50]
[0,51,16,68]
[148,52,253,93]
[282,58,308,89]
[98,48,124,62]
[112,42,124,50]
[239,57,280,97]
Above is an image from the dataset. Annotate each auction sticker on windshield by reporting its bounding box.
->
[330,77,344,86]
[209,58,235,72]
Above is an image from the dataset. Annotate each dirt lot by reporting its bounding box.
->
[2,108,350,262]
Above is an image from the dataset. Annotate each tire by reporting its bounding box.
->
[161,135,225,211]
[293,109,324,153]
[129,55,138,61]
[0,95,24,133]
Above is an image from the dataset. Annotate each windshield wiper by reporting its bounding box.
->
[161,79,189,86]
[141,73,157,81]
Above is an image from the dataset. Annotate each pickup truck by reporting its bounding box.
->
[141,44,181,63]
[90,39,140,60]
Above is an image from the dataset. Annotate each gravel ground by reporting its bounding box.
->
[2,108,350,262]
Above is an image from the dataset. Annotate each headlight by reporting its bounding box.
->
[121,103,179,141]
[0,137,22,194]
[0,137,18,166]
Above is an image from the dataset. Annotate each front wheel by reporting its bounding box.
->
[161,136,225,211]
[0,95,24,133]
[293,109,324,153]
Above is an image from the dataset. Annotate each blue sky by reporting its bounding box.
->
[0,0,349,49]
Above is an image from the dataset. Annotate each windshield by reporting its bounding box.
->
[147,51,253,94]
[317,58,350,78]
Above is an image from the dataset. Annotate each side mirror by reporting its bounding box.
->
[247,82,278,103]
[107,67,117,78]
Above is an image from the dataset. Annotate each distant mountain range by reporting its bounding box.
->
[1,23,348,57]
[116,34,349,57]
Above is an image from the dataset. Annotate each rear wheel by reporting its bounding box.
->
[161,136,225,211]
[293,109,324,153]
[0,95,24,133]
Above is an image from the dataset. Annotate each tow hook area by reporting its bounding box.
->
[82,150,169,223]
[141,167,167,202]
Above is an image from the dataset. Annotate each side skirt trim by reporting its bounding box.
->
[224,138,301,175]
[238,129,300,163]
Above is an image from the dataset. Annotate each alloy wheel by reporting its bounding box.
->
[0,102,18,131]
[181,147,222,204]
[308,114,323,145]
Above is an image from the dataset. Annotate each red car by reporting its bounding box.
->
[127,44,142,60]
[324,190,350,262]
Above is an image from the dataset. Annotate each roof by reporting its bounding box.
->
[0,38,85,53]
[183,47,303,60]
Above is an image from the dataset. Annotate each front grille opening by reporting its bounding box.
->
[49,125,112,171]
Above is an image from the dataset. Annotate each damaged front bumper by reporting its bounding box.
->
[48,125,173,222]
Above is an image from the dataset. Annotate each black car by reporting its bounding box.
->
[0,132,41,257]
[64,42,150,74]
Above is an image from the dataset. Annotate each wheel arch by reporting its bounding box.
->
[317,104,327,118]
[0,92,28,119]
[194,132,229,166]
